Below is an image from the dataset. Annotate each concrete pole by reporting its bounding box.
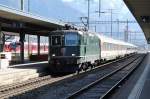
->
[21,0,24,11]
[126,20,129,42]
[20,33,25,63]
[95,25,96,32]
[0,24,3,52]
[27,34,30,57]
[110,9,113,37]
[117,19,119,39]
[48,36,51,63]
[87,0,90,30]
[99,0,101,17]
[28,0,30,12]
[37,35,40,56]
[134,32,136,44]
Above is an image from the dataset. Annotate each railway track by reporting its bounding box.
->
[66,55,145,99]
[0,75,51,98]
[0,74,77,99]
[0,54,143,99]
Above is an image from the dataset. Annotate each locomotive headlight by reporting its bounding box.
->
[72,54,75,56]
[52,54,55,56]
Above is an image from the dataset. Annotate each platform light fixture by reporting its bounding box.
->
[141,16,150,23]
[72,54,75,56]
[52,54,55,56]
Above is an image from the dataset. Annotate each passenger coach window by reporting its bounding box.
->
[65,33,78,46]
[51,36,62,46]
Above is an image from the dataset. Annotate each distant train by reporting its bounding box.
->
[48,30,137,73]
[3,35,48,62]
[4,41,48,54]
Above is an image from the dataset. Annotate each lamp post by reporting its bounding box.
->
[117,19,120,39]
[87,0,90,30]
[87,0,103,30]
[110,9,113,37]
[105,9,117,37]
[28,0,30,12]
[98,0,102,17]
[21,0,24,11]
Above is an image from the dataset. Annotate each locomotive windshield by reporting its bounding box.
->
[51,35,62,46]
[65,32,79,46]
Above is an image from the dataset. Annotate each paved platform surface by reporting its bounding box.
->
[139,57,150,99]
[0,61,48,86]
[9,61,48,67]
[110,53,150,99]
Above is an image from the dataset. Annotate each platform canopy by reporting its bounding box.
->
[124,0,150,43]
[0,5,66,36]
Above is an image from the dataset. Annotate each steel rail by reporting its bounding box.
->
[66,55,144,99]
[100,55,146,99]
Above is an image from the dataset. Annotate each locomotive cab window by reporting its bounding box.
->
[51,35,62,46]
[65,32,79,46]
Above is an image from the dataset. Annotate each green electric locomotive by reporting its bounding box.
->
[48,29,137,73]
[48,30,100,73]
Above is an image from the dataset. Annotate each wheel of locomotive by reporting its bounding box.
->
[92,63,95,68]
[88,62,94,69]
[98,60,101,65]
[82,63,88,71]
[77,63,82,74]
[100,59,103,64]
[93,62,97,67]
[94,60,99,66]
[103,59,106,62]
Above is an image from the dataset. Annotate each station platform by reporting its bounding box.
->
[0,61,48,86]
[110,52,150,99]
[9,61,48,68]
